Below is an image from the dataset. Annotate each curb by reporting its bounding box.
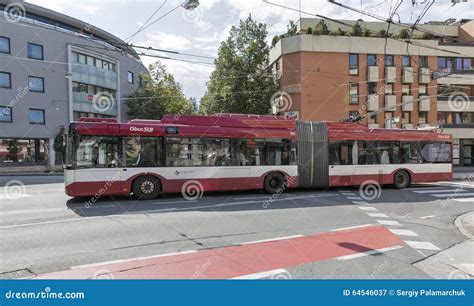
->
[454,212,474,240]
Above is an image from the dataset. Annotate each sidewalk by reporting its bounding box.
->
[414,212,473,279]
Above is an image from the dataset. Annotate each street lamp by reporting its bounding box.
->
[183,0,199,10]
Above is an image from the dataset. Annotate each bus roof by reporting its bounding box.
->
[71,115,451,142]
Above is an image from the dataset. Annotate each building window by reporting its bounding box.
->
[367,54,377,66]
[128,71,134,84]
[367,115,377,124]
[350,83,358,104]
[418,84,427,95]
[384,55,394,66]
[28,76,44,92]
[402,55,411,67]
[368,82,377,95]
[0,36,10,54]
[384,84,393,95]
[349,54,358,75]
[402,112,411,124]
[29,109,45,124]
[402,84,410,95]
[418,112,427,124]
[0,72,11,88]
[27,43,44,60]
[0,106,12,122]
[419,56,428,68]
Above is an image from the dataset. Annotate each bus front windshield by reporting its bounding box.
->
[68,134,122,169]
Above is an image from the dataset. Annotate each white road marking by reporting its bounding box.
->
[377,220,400,226]
[367,213,388,218]
[454,198,474,203]
[347,197,363,200]
[404,241,441,251]
[412,189,465,194]
[352,201,369,205]
[335,245,403,260]
[358,206,378,211]
[0,207,68,215]
[72,250,199,269]
[0,194,32,200]
[433,193,474,198]
[331,224,376,231]
[231,269,290,279]
[420,215,438,219]
[0,216,103,229]
[240,235,303,245]
[389,229,419,237]
[408,187,447,191]
[232,196,272,200]
[341,192,356,196]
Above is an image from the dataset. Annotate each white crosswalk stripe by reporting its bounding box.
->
[454,198,474,203]
[412,189,464,194]
[432,192,474,198]
[377,220,400,226]
[359,206,378,211]
[367,213,388,218]
[404,241,441,251]
[389,229,419,237]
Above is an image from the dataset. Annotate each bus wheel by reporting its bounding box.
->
[132,176,161,200]
[264,173,285,194]
[393,170,410,189]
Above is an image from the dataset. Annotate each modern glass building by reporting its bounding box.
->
[0,1,148,171]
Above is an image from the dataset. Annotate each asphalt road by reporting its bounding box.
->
[0,176,472,279]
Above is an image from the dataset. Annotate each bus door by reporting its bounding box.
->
[218,139,250,190]
[74,136,125,195]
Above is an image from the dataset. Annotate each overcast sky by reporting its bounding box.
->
[26,0,474,101]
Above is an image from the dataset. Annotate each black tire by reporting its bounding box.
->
[132,175,161,200]
[264,172,286,194]
[393,170,410,189]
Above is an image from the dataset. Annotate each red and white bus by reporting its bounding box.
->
[64,114,452,199]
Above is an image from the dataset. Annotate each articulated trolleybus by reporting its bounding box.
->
[65,114,452,199]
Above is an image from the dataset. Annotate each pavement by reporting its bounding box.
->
[414,212,473,280]
[0,176,473,280]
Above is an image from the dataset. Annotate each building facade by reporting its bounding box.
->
[269,18,474,166]
[0,1,148,171]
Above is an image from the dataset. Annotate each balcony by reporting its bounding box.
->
[419,96,431,112]
[385,67,396,83]
[368,123,379,129]
[367,66,379,82]
[402,95,414,111]
[72,64,118,90]
[402,123,414,129]
[367,94,379,111]
[384,95,396,110]
[419,67,430,84]
[402,67,414,83]
[72,92,118,116]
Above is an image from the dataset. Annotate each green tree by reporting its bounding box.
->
[190,97,199,113]
[200,15,278,115]
[53,126,66,163]
[126,62,193,119]
[315,20,329,35]
[306,26,313,35]
[271,35,280,47]
[287,20,298,36]
[378,29,387,37]
[363,28,371,37]
[351,22,363,36]
[399,29,410,39]
[7,140,21,162]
